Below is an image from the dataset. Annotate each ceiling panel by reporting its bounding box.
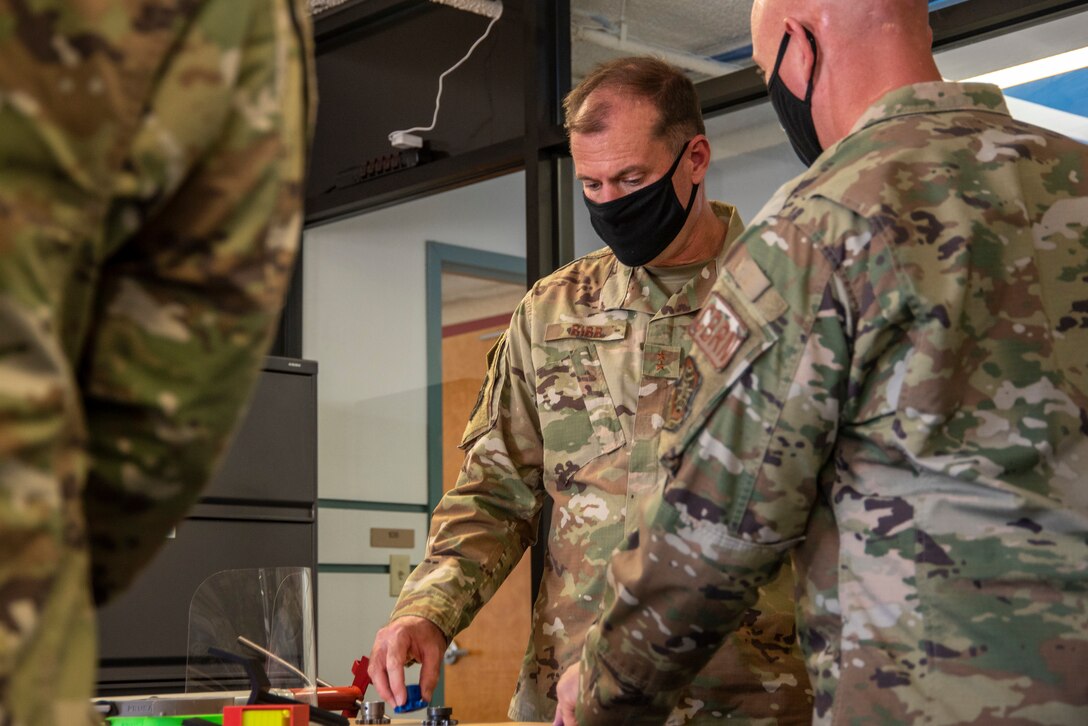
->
[569,0,978,83]
[572,0,755,82]
[574,0,754,56]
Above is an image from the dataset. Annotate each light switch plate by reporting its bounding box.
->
[389,554,410,597]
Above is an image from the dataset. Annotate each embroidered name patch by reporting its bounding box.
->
[664,354,702,431]
[568,324,607,339]
[544,320,627,342]
[691,293,749,371]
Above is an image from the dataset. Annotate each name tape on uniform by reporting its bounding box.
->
[544,320,628,342]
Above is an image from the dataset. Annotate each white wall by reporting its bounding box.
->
[303,172,527,504]
[705,101,802,225]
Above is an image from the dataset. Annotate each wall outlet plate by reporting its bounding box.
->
[389,554,411,597]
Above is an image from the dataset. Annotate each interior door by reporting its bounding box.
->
[439,270,530,722]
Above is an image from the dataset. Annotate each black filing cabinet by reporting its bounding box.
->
[96,357,318,695]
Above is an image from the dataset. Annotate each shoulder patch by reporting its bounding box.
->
[691,293,749,371]
[460,333,508,448]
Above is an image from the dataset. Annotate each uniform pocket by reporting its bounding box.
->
[536,341,625,490]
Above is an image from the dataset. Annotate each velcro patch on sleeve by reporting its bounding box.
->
[691,293,749,371]
[728,254,772,302]
[459,333,507,448]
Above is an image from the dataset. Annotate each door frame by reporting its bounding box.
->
[425,240,526,512]
[424,240,526,704]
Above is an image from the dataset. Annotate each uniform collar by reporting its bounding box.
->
[599,201,744,316]
[848,81,1011,138]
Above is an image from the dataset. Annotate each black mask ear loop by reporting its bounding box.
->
[801,28,818,103]
[671,139,700,216]
[771,27,818,103]
[768,26,824,166]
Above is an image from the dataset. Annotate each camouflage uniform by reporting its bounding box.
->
[0,1,314,723]
[575,82,1088,725]
[393,203,812,724]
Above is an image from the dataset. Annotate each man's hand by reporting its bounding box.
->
[368,615,446,707]
[553,662,580,726]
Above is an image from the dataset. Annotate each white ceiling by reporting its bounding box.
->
[571,0,755,82]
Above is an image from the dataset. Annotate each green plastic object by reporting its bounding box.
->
[107,716,224,725]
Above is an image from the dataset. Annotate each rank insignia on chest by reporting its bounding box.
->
[664,354,702,431]
[692,293,749,370]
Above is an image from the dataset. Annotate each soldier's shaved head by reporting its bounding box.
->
[753,0,932,37]
[751,0,940,147]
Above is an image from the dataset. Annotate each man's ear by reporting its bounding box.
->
[688,135,712,185]
[780,16,817,98]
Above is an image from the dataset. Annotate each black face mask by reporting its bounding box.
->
[767,29,824,167]
[583,140,699,267]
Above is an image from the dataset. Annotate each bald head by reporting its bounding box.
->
[752,0,940,147]
[753,0,932,39]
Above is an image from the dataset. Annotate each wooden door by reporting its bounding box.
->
[438,273,529,722]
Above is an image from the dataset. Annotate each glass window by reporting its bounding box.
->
[303,172,526,505]
[303,172,528,690]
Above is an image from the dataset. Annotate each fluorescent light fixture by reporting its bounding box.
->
[962,46,1088,88]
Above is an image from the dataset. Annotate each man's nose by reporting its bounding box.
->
[597,183,629,203]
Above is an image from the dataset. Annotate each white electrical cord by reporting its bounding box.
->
[388,4,503,143]
[237,635,330,689]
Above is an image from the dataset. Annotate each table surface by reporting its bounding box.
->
[386,721,542,725]
[99,719,541,725]
[388,722,542,725]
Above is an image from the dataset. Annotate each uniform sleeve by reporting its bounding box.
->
[390,294,546,639]
[80,0,315,605]
[575,216,851,723]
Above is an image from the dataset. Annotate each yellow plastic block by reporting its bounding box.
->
[240,710,290,726]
